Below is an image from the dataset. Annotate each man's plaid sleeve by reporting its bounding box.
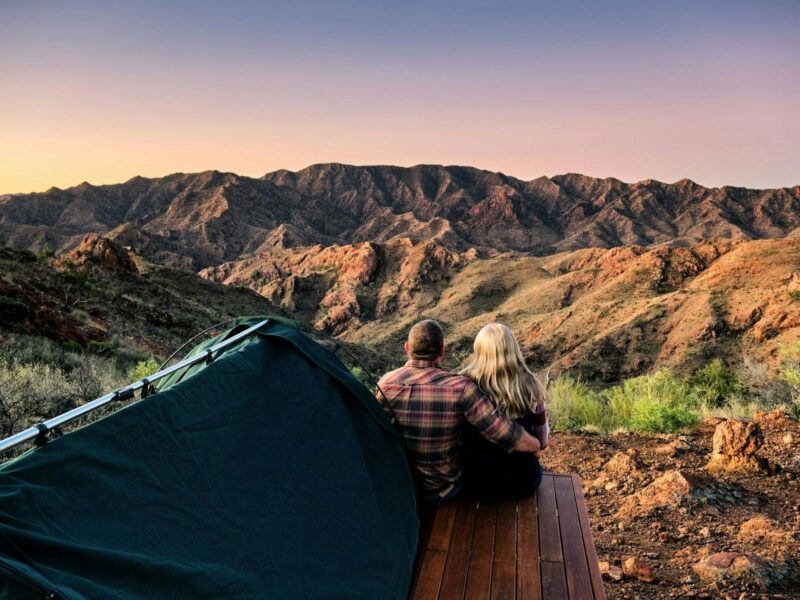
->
[461,381,523,452]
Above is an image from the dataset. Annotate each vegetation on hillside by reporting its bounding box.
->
[548,353,800,434]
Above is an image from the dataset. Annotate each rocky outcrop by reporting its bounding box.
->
[692,552,790,591]
[592,450,644,491]
[200,238,471,335]
[706,419,767,474]
[616,470,700,519]
[55,234,138,273]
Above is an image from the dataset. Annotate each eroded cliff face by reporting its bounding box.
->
[196,235,800,381]
[199,238,471,335]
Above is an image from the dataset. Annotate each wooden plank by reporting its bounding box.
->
[571,474,606,600]
[464,501,497,600]
[516,495,541,600]
[411,550,448,600]
[428,501,459,551]
[438,500,479,599]
[490,501,518,600]
[540,560,568,600]
[409,503,439,597]
[410,502,458,600]
[554,476,594,599]
[536,475,563,563]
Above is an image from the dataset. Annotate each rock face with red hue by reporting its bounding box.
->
[706,419,767,474]
[55,234,138,274]
[199,238,470,335]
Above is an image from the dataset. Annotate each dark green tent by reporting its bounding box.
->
[0,318,418,599]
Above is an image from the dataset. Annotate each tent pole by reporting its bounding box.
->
[0,319,270,456]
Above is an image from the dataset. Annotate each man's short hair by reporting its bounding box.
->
[408,320,444,361]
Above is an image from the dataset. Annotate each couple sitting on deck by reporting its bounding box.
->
[378,320,549,503]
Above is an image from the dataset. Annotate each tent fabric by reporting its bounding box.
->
[0,318,418,599]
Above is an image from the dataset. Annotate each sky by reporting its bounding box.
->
[1,0,798,194]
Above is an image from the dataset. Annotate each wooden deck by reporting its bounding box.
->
[408,473,605,600]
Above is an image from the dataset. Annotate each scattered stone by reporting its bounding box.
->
[753,408,794,430]
[657,436,693,456]
[737,516,793,546]
[616,470,701,519]
[783,433,793,446]
[622,556,656,582]
[706,420,768,474]
[592,449,643,489]
[692,552,789,591]
[598,561,623,582]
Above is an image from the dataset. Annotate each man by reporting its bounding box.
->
[377,319,542,501]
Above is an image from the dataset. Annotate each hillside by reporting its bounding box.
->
[0,236,280,358]
[201,237,800,380]
[2,164,799,270]
[2,164,799,381]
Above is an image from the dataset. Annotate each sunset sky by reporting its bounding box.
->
[1,0,798,194]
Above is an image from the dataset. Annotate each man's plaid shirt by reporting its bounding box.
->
[377,360,523,493]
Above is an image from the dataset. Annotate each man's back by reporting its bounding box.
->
[378,359,521,495]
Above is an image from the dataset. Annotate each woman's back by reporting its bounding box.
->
[458,322,550,500]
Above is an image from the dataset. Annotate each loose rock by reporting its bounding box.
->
[706,420,768,474]
[623,556,656,582]
[692,552,789,591]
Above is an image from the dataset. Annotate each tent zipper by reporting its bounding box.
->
[0,561,61,598]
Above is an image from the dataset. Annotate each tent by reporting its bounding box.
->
[0,318,418,599]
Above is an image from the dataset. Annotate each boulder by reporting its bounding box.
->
[616,470,699,519]
[706,420,767,474]
[692,552,789,591]
[56,234,139,273]
[622,556,655,582]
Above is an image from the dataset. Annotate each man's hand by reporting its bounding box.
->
[514,430,541,454]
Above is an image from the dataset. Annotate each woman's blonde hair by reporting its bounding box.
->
[460,323,546,418]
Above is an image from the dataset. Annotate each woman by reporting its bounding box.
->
[460,323,549,500]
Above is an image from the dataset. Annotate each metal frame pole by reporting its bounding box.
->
[0,319,269,455]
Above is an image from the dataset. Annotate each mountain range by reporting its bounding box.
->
[2,164,798,269]
[1,164,799,380]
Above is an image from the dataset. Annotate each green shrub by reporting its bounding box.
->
[687,358,742,407]
[87,340,113,356]
[350,365,373,387]
[128,358,160,382]
[629,398,699,433]
[548,376,604,431]
[62,340,83,354]
[602,369,699,433]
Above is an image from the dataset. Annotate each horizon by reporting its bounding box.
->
[2,0,799,194]
[3,162,800,197]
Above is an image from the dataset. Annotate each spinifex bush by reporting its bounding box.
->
[603,369,700,433]
[547,376,604,432]
[687,358,743,407]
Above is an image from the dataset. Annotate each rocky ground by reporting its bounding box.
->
[541,410,800,599]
